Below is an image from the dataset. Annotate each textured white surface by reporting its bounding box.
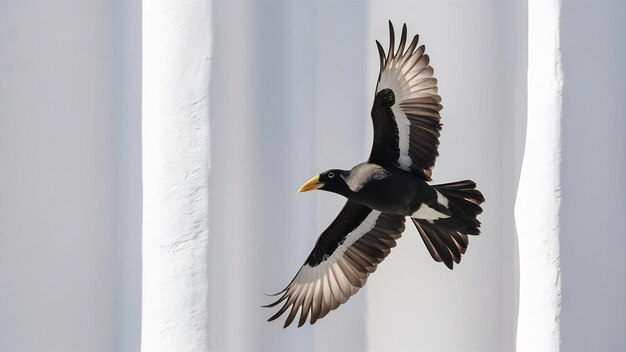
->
[142,1,211,351]
[515,0,562,350]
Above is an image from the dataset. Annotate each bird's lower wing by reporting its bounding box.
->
[265,201,405,328]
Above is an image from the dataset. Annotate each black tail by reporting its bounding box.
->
[412,180,484,269]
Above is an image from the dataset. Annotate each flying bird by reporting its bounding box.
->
[265,22,484,328]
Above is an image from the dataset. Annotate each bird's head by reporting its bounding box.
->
[298,169,349,195]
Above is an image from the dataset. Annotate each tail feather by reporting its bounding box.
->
[413,180,484,269]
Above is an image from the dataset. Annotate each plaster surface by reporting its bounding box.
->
[142,1,212,351]
[515,0,563,350]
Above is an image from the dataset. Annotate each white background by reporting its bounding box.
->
[1,0,624,351]
[0,1,141,351]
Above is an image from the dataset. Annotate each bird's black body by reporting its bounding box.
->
[321,163,435,216]
[266,22,485,328]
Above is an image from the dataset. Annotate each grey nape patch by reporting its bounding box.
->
[344,164,390,192]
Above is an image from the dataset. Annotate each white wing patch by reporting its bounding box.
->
[411,203,450,223]
[412,191,450,223]
[436,190,449,207]
[392,105,412,170]
[377,65,413,171]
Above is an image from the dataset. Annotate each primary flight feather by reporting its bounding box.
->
[265,21,485,328]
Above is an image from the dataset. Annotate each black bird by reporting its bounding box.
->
[265,22,484,328]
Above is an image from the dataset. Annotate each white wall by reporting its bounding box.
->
[142,0,212,350]
[3,0,625,351]
[208,1,371,350]
[367,1,523,350]
[209,0,523,351]
[560,1,626,350]
[0,0,518,351]
[0,1,141,351]
[516,0,563,349]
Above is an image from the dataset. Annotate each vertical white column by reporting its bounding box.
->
[142,1,211,351]
[515,0,562,350]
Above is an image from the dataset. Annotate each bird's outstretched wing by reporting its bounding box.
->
[370,22,442,180]
[265,201,405,328]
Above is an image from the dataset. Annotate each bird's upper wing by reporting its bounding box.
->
[265,201,406,328]
[369,22,442,180]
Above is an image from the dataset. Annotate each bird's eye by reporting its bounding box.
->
[328,172,335,178]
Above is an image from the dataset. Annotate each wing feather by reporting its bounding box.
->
[370,22,443,179]
[265,201,406,327]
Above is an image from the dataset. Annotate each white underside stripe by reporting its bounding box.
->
[378,65,414,171]
[297,210,381,284]
[392,105,412,170]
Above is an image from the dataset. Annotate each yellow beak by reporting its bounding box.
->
[298,175,324,193]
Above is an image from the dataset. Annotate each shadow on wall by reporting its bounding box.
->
[0,1,142,351]
[560,1,626,350]
[209,1,370,350]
